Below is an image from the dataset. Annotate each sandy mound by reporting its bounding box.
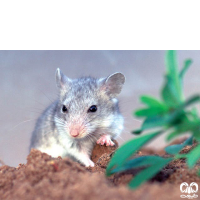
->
[0,140,200,200]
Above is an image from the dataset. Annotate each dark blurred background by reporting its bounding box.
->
[1,50,200,166]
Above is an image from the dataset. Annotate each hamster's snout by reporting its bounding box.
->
[69,124,85,138]
[70,130,79,137]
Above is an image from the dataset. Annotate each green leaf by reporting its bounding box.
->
[166,117,200,141]
[181,95,200,108]
[179,59,192,79]
[187,144,200,168]
[134,96,169,118]
[128,157,172,189]
[135,107,168,118]
[190,108,199,120]
[162,54,193,106]
[165,136,193,155]
[141,115,170,129]
[140,95,167,108]
[106,131,162,176]
[133,111,172,134]
[193,130,200,142]
[132,129,143,134]
[139,110,183,132]
[161,75,180,107]
[111,156,150,174]
[165,50,182,101]
[167,130,186,141]
[174,153,188,159]
[111,156,168,174]
[133,114,175,134]
[135,95,200,135]
[165,50,178,78]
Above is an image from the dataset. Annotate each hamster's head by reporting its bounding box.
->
[54,68,125,140]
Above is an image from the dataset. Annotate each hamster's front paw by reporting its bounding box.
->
[97,135,115,146]
[88,159,95,167]
[84,158,95,167]
[80,152,95,167]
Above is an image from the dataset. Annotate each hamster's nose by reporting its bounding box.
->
[69,126,80,137]
[70,130,79,137]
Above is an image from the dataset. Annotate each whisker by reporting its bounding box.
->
[117,135,125,142]
[37,88,55,104]
[8,118,37,132]
[87,133,98,143]
[85,114,101,125]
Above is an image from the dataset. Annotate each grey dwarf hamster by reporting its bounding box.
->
[30,68,125,167]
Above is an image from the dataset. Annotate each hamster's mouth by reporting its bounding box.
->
[69,131,87,139]
[67,125,97,140]
[68,125,87,139]
[69,132,96,141]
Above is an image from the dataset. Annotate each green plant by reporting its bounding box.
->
[106,50,200,189]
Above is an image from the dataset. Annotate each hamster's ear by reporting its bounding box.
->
[55,68,71,90]
[103,72,125,97]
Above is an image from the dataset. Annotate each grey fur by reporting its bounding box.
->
[30,69,125,167]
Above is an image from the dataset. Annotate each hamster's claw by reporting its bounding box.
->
[88,159,95,167]
[81,152,95,167]
[97,135,115,146]
[84,159,94,167]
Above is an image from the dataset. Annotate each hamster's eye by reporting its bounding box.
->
[88,105,97,112]
[62,105,68,113]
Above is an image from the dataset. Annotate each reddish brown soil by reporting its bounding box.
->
[0,140,200,200]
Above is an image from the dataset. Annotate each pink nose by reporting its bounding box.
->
[69,125,81,137]
[70,129,79,137]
